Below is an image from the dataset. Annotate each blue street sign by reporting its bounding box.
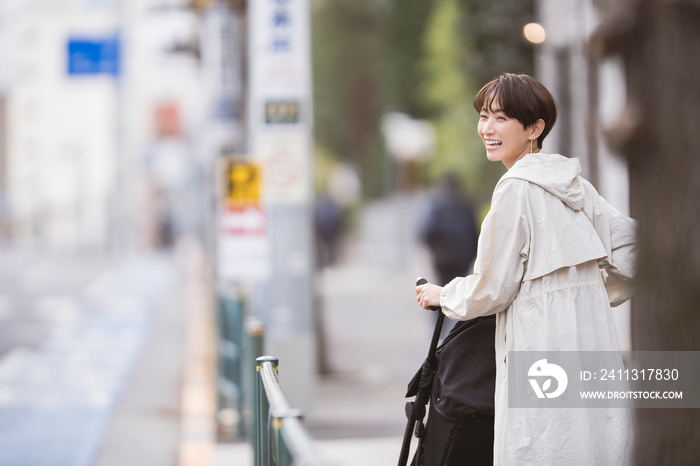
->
[67,35,120,76]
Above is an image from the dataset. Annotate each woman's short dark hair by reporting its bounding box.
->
[473,73,557,150]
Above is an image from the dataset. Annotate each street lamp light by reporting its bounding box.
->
[524,22,546,44]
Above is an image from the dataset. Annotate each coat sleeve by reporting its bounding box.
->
[600,199,637,307]
[439,179,529,320]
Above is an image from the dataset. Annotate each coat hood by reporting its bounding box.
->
[499,153,585,211]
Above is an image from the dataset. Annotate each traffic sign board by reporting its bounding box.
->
[67,36,121,76]
[219,157,261,206]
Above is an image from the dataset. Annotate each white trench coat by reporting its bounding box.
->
[440,153,636,465]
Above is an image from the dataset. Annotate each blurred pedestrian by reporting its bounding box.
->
[419,173,478,287]
[415,73,636,465]
[314,195,343,267]
[419,173,481,341]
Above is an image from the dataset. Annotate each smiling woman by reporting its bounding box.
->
[415,73,637,465]
[472,74,556,168]
[477,103,542,169]
[474,74,557,150]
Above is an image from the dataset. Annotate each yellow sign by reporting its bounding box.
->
[221,158,261,205]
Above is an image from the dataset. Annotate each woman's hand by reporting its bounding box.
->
[416,283,443,310]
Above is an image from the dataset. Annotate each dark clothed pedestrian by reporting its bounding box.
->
[420,173,479,288]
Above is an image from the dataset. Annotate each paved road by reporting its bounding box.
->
[0,249,178,466]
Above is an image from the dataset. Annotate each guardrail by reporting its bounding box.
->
[217,288,267,440]
[244,318,265,443]
[255,356,328,466]
[217,292,246,438]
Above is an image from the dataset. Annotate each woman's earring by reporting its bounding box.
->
[530,139,534,154]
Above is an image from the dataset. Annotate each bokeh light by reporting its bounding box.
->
[523,22,546,44]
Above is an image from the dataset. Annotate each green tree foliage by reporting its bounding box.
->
[420,0,504,207]
[311,0,383,196]
[421,0,478,195]
[457,0,535,88]
[310,0,534,202]
[380,0,434,119]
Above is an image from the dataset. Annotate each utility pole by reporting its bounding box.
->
[246,0,316,411]
[198,0,316,431]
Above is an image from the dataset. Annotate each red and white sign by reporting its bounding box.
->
[217,206,271,280]
[219,205,266,235]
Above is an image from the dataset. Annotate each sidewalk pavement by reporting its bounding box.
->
[93,246,194,466]
[214,193,437,465]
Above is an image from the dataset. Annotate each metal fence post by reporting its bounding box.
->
[271,409,303,466]
[245,318,265,449]
[218,291,246,438]
[255,356,278,466]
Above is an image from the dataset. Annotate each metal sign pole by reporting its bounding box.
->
[247,0,315,411]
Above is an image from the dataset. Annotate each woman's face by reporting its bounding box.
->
[477,98,538,169]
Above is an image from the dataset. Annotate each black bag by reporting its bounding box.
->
[431,315,496,419]
[420,403,494,466]
[407,315,496,465]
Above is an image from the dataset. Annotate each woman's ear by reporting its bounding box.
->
[529,119,545,140]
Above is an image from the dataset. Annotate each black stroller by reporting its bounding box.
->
[398,278,496,466]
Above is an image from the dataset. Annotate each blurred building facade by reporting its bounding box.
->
[536,0,630,212]
[0,0,203,253]
[2,2,120,251]
[535,0,631,350]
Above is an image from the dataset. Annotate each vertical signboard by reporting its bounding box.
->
[248,0,315,410]
[249,0,312,204]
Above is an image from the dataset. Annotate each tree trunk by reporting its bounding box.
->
[593,0,700,464]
